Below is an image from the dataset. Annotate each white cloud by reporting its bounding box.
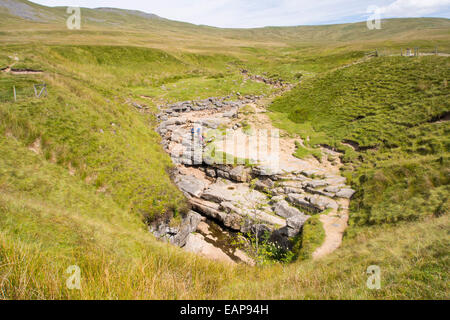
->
[29,0,450,28]
[378,0,450,17]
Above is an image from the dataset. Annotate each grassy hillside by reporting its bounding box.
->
[0,0,448,300]
[1,134,447,299]
[0,120,448,299]
[270,56,449,230]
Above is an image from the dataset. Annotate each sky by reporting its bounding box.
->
[30,0,450,28]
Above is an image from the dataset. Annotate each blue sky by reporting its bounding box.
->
[30,0,450,28]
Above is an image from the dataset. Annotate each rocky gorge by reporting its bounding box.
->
[150,94,356,264]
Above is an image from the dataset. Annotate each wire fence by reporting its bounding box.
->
[0,83,47,103]
[373,47,448,57]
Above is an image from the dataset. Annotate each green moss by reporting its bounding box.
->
[292,215,325,260]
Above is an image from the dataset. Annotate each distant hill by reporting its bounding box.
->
[0,0,449,48]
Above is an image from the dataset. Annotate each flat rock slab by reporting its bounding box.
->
[184,233,235,264]
[273,200,304,219]
[202,179,266,204]
[307,194,339,211]
[175,175,207,198]
[336,188,356,199]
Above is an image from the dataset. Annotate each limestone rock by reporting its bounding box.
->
[336,188,356,199]
[254,178,275,192]
[223,108,238,118]
[286,214,310,237]
[206,168,217,178]
[234,249,255,266]
[252,165,281,177]
[229,166,250,182]
[184,233,235,264]
[307,195,339,211]
[175,175,206,198]
[273,200,303,219]
[306,179,329,188]
[149,210,202,248]
[287,193,316,212]
[217,169,231,180]
[324,185,341,193]
[170,211,203,247]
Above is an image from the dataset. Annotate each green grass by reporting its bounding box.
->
[0,135,234,299]
[293,141,322,161]
[270,56,449,229]
[292,215,325,260]
[1,127,448,300]
[0,46,189,221]
[132,75,275,103]
[0,4,448,299]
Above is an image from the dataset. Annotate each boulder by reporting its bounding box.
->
[202,180,266,205]
[273,200,304,219]
[223,108,238,118]
[301,170,320,178]
[205,168,217,178]
[170,211,203,247]
[305,187,334,197]
[306,179,329,188]
[217,169,231,179]
[272,187,286,196]
[286,214,310,237]
[279,181,304,189]
[283,187,304,194]
[270,195,285,203]
[175,175,206,198]
[189,198,229,222]
[149,210,202,247]
[336,188,356,199]
[252,165,281,177]
[254,178,274,192]
[287,193,314,210]
[229,166,250,182]
[307,195,339,211]
[325,175,347,186]
[324,185,341,193]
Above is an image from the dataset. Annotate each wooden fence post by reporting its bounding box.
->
[13,86,16,102]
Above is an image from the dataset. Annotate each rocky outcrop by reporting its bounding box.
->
[272,200,303,219]
[175,175,207,197]
[229,166,250,182]
[150,211,203,247]
[151,95,355,262]
[286,214,310,237]
[336,188,356,199]
[241,70,290,89]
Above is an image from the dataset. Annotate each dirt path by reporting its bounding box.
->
[239,100,351,259]
[313,199,349,259]
[156,69,357,261]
